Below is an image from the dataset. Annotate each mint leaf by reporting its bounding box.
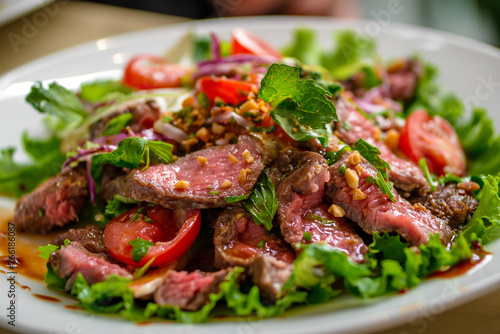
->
[90,137,174,192]
[353,139,391,180]
[243,168,278,230]
[129,238,154,263]
[258,64,300,102]
[101,113,133,136]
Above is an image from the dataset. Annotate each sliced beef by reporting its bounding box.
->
[408,184,479,230]
[12,166,89,234]
[276,148,368,262]
[213,206,295,300]
[99,165,128,203]
[153,268,232,311]
[387,58,423,101]
[248,255,293,301]
[336,97,427,192]
[49,242,132,290]
[123,135,266,208]
[52,225,107,255]
[90,99,162,139]
[326,151,452,245]
[213,207,295,269]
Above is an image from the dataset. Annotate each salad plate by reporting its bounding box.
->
[1,16,500,334]
[0,0,54,27]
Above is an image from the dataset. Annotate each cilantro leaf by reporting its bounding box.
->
[243,168,278,230]
[90,137,174,192]
[129,238,154,263]
[101,113,133,137]
[25,82,87,136]
[37,244,60,261]
[353,139,390,179]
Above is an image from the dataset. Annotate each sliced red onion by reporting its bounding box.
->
[62,146,115,170]
[87,159,97,205]
[207,111,252,129]
[210,32,221,61]
[91,133,129,146]
[197,54,278,67]
[153,120,188,143]
[355,100,387,113]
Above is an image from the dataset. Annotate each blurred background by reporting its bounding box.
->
[1,0,499,75]
[82,0,500,46]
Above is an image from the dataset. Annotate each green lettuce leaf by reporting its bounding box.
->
[80,79,132,103]
[25,81,87,136]
[0,133,65,197]
[282,27,323,66]
[105,194,139,218]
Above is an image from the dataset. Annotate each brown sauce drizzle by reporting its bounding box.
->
[33,294,60,302]
[428,251,491,279]
[65,305,84,310]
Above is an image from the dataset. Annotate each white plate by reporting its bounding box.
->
[1,16,500,334]
[0,0,54,27]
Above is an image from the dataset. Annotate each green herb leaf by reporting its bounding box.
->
[0,133,65,197]
[76,274,133,313]
[305,214,336,225]
[101,113,133,137]
[353,139,390,180]
[90,137,174,192]
[303,232,312,241]
[225,194,250,203]
[129,238,154,263]
[258,64,300,102]
[80,79,132,103]
[282,27,323,66]
[37,244,60,260]
[243,168,278,231]
[374,172,396,202]
[418,158,437,192]
[105,195,139,218]
[197,92,210,108]
[324,144,351,165]
[26,81,87,136]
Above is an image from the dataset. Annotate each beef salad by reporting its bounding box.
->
[3,27,500,323]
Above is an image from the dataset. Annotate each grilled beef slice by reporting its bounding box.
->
[90,99,162,138]
[213,206,295,300]
[336,98,427,192]
[387,58,423,101]
[326,151,452,245]
[49,242,132,290]
[276,148,368,262]
[123,135,266,208]
[214,207,295,268]
[408,184,479,230]
[12,166,89,233]
[51,225,115,262]
[153,268,233,311]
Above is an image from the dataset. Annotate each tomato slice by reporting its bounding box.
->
[399,110,466,176]
[231,28,282,58]
[197,76,255,106]
[104,205,201,267]
[123,55,188,90]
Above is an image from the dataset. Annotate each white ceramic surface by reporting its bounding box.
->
[1,16,500,334]
[0,0,54,26]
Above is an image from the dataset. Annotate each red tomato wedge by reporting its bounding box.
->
[399,110,466,176]
[123,55,188,90]
[104,205,201,267]
[197,77,255,106]
[231,28,282,58]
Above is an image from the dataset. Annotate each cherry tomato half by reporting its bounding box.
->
[104,205,201,267]
[231,28,282,58]
[399,110,466,176]
[123,55,188,90]
[197,76,255,106]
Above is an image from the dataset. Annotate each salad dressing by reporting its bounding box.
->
[0,207,47,282]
